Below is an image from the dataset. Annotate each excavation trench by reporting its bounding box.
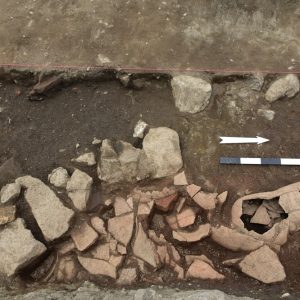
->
[0,69,300,299]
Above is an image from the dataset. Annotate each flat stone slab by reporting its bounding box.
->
[108,212,134,247]
[16,176,74,241]
[211,226,264,252]
[239,245,286,283]
[186,260,224,280]
[0,218,46,276]
[71,222,98,251]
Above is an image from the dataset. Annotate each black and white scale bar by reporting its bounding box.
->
[220,157,300,166]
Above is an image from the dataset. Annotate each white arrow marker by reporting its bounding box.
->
[220,136,269,145]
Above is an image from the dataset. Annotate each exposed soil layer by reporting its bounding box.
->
[1,73,300,299]
[1,0,300,72]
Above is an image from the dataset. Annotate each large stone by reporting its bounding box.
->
[265,74,299,102]
[77,256,116,279]
[97,139,150,183]
[71,222,98,251]
[108,212,134,246]
[211,226,264,252]
[173,224,211,242]
[186,260,225,280]
[0,205,16,225]
[16,176,74,241]
[0,219,46,276]
[239,245,286,283]
[132,223,159,268]
[0,183,21,204]
[48,167,70,188]
[66,169,93,211]
[171,75,212,113]
[143,127,183,178]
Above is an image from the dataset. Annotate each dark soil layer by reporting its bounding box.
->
[1,75,300,299]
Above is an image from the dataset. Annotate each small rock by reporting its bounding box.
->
[71,222,98,251]
[92,137,102,145]
[91,243,110,261]
[72,153,96,166]
[114,197,133,216]
[222,258,242,267]
[117,267,138,285]
[217,191,228,206]
[0,205,16,225]
[171,75,212,113]
[211,226,264,251]
[96,54,111,65]
[48,167,70,188]
[249,72,264,91]
[250,205,271,225]
[186,184,201,198]
[66,169,93,211]
[265,74,299,102]
[133,120,148,139]
[176,197,186,213]
[77,256,116,279]
[29,75,62,97]
[174,171,188,186]
[193,192,217,210]
[90,216,107,236]
[119,74,130,87]
[257,109,275,121]
[173,224,211,242]
[239,245,286,283]
[132,78,146,89]
[0,218,46,276]
[143,127,183,178]
[108,212,134,246]
[132,223,159,268]
[16,176,74,241]
[154,192,178,212]
[186,260,224,280]
[0,183,21,204]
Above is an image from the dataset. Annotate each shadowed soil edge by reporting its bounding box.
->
[0,68,300,300]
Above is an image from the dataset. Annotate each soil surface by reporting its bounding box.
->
[0,0,300,72]
[0,74,300,299]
